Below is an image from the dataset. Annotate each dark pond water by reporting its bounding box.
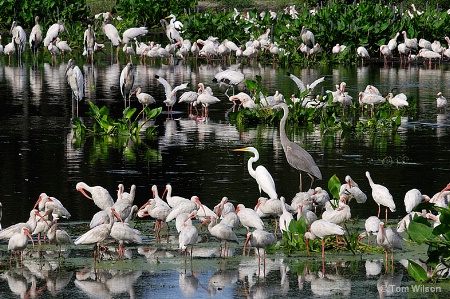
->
[1,53,450,298]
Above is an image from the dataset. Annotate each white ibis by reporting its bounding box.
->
[8,227,34,266]
[74,207,123,262]
[365,171,396,223]
[304,219,345,258]
[76,182,114,211]
[377,222,403,271]
[244,229,276,275]
[202,217,238,257]
[155,74,189,118]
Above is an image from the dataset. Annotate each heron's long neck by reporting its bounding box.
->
[247,155,258,179]
[279,106,289,149]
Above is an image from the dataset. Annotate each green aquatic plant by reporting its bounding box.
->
[406,204,450,282]
[72,101,162,137]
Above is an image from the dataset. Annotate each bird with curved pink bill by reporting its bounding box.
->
[377,222,402,272]
[244,229,276,276]
[0,209,47,241]
[8,227,34,267]
[75,182,114,211]
[165,195,206,223]
[202,216,238,257]
[365,171,396,223]
[179,212,199,270]
[304,219,345,259]
[74,207,123,262]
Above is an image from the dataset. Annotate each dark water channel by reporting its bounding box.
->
[0,55,450,297]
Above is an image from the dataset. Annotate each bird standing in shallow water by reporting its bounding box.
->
[65,58,85,117]
[120,63,135,108]
[244,229,276,276]
[273,103,321,191]
[365,171,396,223]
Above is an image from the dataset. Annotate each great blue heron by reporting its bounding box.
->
[273,103,321,191]
[120,63,134,108]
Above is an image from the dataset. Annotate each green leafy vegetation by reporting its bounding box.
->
[72,101,161,138]
[406,205,450,282]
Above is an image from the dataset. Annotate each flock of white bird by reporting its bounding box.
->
[2,6,450,276]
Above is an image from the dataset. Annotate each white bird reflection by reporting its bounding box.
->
[75,267,142,298]
[207,269,239,296]
[377,271,403,299]
[366,259,383,277]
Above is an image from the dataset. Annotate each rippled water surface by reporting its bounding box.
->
[1,54,450,297]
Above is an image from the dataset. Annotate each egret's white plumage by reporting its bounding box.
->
[234,146,277,199]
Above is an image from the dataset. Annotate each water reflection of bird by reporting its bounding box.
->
[234,146,278,199]
[377,272,403,298]
[436,92,447,112]
[366,171,396,222]
[273,103,322,191]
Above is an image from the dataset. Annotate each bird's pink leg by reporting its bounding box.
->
[385,208,388,224]
[321,239,325,259]
[367,235,370,245]
[377,205,381,218]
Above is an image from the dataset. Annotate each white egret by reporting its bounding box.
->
[234,146,277,199]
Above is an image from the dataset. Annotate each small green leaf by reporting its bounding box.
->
[407,260,428,282]
[328,174,341,200]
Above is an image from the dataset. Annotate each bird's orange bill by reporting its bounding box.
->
[194,197,207,217]
[111,209,124,223]
[254,198,262,211]
[36,211,52,229]
[138,201,150,212]
[199,217,210,229]
[437,183,450,200]
[77,188,93,200]
[24,228,35,247]
[33,194,45,210]
[233,147,250,152]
